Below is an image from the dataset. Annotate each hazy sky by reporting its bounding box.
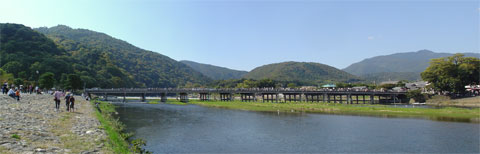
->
[1,0,478,71]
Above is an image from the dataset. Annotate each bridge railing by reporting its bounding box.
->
[85,88,407,94]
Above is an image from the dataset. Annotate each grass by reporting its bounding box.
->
[147,101,159,104]
[11,134,20,140]
[160,99,480,122]
[92,100,130,154]
[427,96,480,107]
[48,111,102,153]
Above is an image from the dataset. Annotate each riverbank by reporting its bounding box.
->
[426,96,480,108]
[91,100,130,153]
[0,94,107,153]
[161,100,480,122]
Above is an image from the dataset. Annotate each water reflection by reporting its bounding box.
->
[113,103,480,153]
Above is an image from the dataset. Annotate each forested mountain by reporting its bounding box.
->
[0,23,71,83]
[343,50,480,82]
[180,60,248,80]
[35,25,211,88]
[244,61,361,85]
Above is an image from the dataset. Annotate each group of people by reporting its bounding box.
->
[3,82,21,101]
[53,90,76,112]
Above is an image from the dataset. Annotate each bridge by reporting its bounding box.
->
[85,88,409,104]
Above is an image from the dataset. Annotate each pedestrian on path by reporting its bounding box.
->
[65,92,71,111]
[53,90,64,110]
[69,96,75,112]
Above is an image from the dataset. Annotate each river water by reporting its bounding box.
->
[113,103,479,153]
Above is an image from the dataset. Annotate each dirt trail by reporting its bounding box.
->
[0,93,107,154]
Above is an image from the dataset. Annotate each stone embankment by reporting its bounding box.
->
[0,94,108,154]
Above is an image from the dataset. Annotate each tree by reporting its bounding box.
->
[421,54,480,94]
[66,74,82,90]
[39,72,55,89]
[256,79,276,88]
[287,83,297,88]
[0,68,14,83]
[13,78,23,86]
[407,89,427,103]
[2,61,23,77]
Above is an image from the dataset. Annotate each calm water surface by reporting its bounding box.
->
[113,103,479,153]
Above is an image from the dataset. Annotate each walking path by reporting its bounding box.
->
[0,94,107,154]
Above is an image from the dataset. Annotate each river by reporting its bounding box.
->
[113,103,479,153]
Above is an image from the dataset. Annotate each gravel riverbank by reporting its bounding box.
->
[0,94,108,154]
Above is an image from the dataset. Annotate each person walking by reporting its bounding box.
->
[53,90,64,110]
[2,82,7,94]
[69,95,75,112]
[65,92,71,111]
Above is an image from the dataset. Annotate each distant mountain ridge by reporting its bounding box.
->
[343,50,480,82]
[35,25,211,87]
[180,60,248,80]
[244,61,361,85]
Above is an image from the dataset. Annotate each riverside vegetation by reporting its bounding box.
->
[92,99,151,154]
[151,99,480,123]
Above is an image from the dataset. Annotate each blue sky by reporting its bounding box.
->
[1,0,478,71]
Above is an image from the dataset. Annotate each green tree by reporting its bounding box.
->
[406,89,427,103]
[287,83,297,88]
[66,74,82,90]
[421,54,480,94]
[2,61,23,77]
[13,78,23,86]
[0,68,14,83]
[39,72,55,89]
[256,79,276,88]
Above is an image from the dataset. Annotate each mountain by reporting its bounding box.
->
[180,60,248,80]
[0,23,71,82]
[34,25,211,88]
[343,50,480,82]
[243,61,361,85]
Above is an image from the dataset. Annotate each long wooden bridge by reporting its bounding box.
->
[85,88,409,104]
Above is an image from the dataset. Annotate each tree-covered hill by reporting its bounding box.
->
[343,50,480,82]
[243,61,361,85]
[180,60,248,80]
[35,25,211,88]
[0,23,73,84]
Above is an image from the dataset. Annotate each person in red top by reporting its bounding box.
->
[15,89,20,101]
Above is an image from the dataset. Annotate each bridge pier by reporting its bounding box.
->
[220,93,232,101]
[141,93,146,102]
[199,93,210,101]
[179,93,188,102]
[240,93,255,102]
[370,94,374,104]
[160,93,167,102]
[261,93,277,103]
[104,93,108,101]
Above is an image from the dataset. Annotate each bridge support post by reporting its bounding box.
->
[370,94,374,104]
[161,93,167,102]
[347,94,352,104]
[363,95,366,104]
[323,93,327,103]
[104,93,108,101]
[356,95,359,104]
[180,93,188,103]
[141,93,146,102]
[276,94,279,103]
